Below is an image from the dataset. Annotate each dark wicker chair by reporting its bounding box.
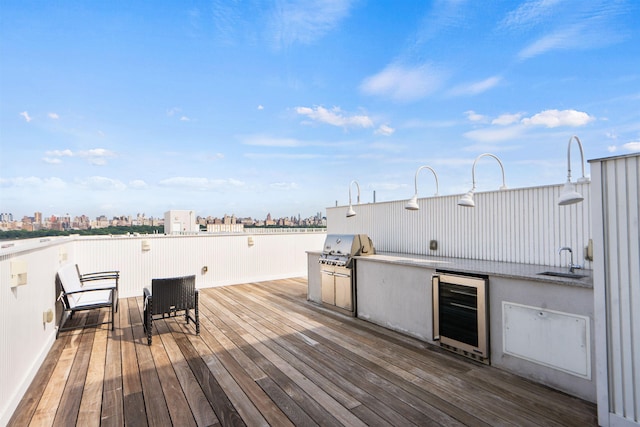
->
[56,263,119,338]
[143,275,199,345]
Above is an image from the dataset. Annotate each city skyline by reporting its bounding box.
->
[2,1,639,219]
[1,210,324,224]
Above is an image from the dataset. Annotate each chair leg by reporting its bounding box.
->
[146,298,153,345]
[111,296,115,331]
[56,310,67,339]
[195,291,200,335]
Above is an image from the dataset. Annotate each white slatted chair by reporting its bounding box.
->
[56,263,119,338]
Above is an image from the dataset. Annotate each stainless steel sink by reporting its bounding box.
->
[538,271,588,279]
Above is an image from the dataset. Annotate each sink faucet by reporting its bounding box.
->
[558,246,583,273]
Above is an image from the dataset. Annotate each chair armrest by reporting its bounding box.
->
[81,270,119,277]
[80,272,119,290]
[81,271,119,282]
[65,286,116,295]
[143,287,151,299]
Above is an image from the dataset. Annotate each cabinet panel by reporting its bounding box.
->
[503,301,590,379]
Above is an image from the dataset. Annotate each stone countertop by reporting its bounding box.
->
[307,250,593,289]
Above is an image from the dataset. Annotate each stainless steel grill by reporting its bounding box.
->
[318,234,375,267]
[318,234,375,316]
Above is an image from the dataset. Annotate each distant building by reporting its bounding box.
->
[206,223,244,233]
[164,210,198,234]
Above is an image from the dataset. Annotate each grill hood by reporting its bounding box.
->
[319,234,375,266]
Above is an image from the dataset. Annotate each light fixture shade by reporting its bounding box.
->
[558,181,584,205]
[346,205,356,217]
[458,191,475,207]
[405,194,419,210]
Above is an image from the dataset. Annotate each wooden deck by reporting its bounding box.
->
[9,278,597,426]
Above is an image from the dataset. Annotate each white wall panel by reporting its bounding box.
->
[0,239,73,425]
[591,153,640,426]
[327,183,592,268]
[503,302,590,379]
[71,232,326,298]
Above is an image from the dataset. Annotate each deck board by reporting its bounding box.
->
[9,278,598,427]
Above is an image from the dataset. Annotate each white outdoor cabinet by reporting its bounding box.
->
[590,153,640,427]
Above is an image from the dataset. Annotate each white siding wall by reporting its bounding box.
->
[327,183,592,268]
[591,153,640,427]
[72,232,326,298]
[0,231,325,425]
[0,238,74,426]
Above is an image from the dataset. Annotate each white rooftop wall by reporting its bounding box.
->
[327,183,592,268]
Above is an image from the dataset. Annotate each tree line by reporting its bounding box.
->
[0,225,164,240]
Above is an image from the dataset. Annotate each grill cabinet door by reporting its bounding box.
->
[321,266,335,305]
[333,267,352,310]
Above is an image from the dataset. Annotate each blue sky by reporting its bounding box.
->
[1,0,639,220]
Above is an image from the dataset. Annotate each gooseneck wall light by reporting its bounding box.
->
[458,153,507,208]
[346,180,361,217]
[405,165,439,210]
[558,135,590,206]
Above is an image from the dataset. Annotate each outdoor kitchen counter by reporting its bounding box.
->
[356,252,596,403]
[356,251,593,289]
[307,250,597,402]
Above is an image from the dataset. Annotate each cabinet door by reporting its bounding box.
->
[334,269,352,310]
[321,267,335,305]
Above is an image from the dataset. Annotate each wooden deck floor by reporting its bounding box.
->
[9,278,597,426]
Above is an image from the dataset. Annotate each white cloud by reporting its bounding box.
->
[45,149,73,157]
[43,177,67,190]
[78,148,116,165]
[360,63,446,102]
[521,109,594,128]
[2,176,69,190]
[158,177,245,190]
[492,113,523,126]
[623,142,640,152]
[518,25,584,59]
[449,76,502,96]
[48,112,60,119]
[607,145,617,153]
[79,176,126,191]
[43,149,73,164]
[180,116,191,121]
[242,135,305,147]
[295,106,373,128]
[244,152,324,160]
[375,124,395,136]
[257,105,264,110]
[129,179,148,189]
[20,111,32,122]
[518,16,626,60]
[464,125,525,143]
[465,110,487,123]
[167,107,181,116]
[270,0,355,48]
[270,182,300,190]
[500,0,562,30]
